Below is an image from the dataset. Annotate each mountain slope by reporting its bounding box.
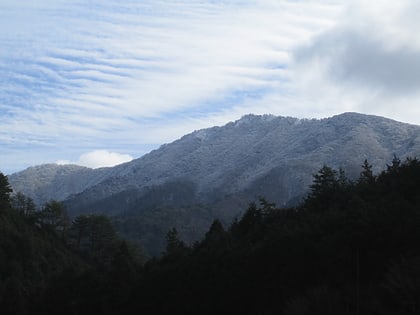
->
[8,164,110,205]
[8,112,420,254]
[61,112,420,214]
[10,112,420,211]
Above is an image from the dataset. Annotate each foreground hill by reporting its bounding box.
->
[33,157,420,314]
[9,112,420,254]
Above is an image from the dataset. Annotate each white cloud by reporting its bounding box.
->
[57,150,133,169]
[78,150,133,168]
[2,0,420,174]
[294,18,420,94]
[290,0,420,124]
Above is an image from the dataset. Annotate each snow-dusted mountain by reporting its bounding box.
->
[8,164,109,206]
[9,112,420,255]
[9,112,420,216]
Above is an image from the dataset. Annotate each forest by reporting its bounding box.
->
[1,156,420,314]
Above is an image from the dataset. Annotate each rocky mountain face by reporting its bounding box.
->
[9,112,420,255]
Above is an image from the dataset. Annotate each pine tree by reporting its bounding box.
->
[359,159,375,183]
[165,227,186,254]
[309,165,339,197]
[11,192,36,216]
[387,154,401,172]
[202,219,226,248]
[0,172,13,211]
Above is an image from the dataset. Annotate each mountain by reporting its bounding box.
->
[9,112,420,254]
[8,163,110,206]
[63,112,420,209]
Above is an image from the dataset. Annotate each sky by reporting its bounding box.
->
[1,0,420,174]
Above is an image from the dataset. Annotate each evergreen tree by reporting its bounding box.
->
[11,192,36,216]
[165,227,186,254]
[39,201,70,238]
[310,165,339,196]
[0,172,12,211]
[306,165,342,210]
[338,167,348,186]
[71,215,90,250]
[201,219,227,249]
[237,202,262,235]
[74,214,119,268]
[359,159,375,183]
[387,154,401,172]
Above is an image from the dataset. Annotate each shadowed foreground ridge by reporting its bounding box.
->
[2,157,420,314]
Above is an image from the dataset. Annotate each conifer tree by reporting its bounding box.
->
[11,192,36,216]
[309,165,339,197]
[359,159,374,183]
[165,227,186,254]
[387,154,401,172]
[0,172,13,211]
[202,219,226,248]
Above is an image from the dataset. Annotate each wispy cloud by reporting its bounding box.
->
[1,1,419,174]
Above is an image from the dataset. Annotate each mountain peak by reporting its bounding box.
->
[235,113,299,125]
[9,112,420,209]
[8,112,420,255]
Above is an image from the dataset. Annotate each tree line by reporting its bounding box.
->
[1,156,420,314]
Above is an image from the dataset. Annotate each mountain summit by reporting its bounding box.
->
[9,112,420,253]
[10,112,420,211]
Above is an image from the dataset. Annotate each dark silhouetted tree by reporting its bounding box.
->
[387,154,401,172]
[0,172,12,211]
[165,227,186,254]
[71,215,90,250]
[310,165,339,196]
[201,219,227,250]
[11,192,36,216]
[39,201,70,238]
[359,159,375,183]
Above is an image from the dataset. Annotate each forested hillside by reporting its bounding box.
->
[9,112,420,256]
[0,173,144,314]
[2,156,420,314]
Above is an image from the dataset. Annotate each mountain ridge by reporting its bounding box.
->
[9,112,420,210]
[9,112,420,254]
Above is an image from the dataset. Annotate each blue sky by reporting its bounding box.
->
[1,1,420,174]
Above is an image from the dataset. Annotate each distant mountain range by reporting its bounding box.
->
[9,112,420,254]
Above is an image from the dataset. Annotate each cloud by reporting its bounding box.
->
[2,0,420,174]
[0,1,339,162]
[294,27,420,95]
[57,150,133,169]
[290,0,420,123]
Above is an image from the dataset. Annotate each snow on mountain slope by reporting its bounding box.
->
[9,112,420,213]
